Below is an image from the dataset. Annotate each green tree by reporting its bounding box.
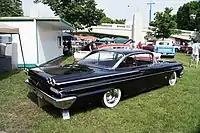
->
[100,17,126,24]
[144,31,154,41]
[176,1,200,30]
[149,7,180,40]
[34,0,105,29]
[14,0,24,16]
[0,0,23,17]
[190,30,200,42]
[113,19,126,24]
[195,9,200,31]
[100,16,114,24]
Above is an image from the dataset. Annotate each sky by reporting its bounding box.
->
[22,0,193,26]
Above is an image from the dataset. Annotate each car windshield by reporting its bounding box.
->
[78,51,124,68]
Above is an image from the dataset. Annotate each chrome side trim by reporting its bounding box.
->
[56,64,182,86]
[25,79,77,109]
[66,69,181,92]
[56,70,140,85]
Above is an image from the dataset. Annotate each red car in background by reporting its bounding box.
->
[142,42,155,52]
[179,43,192,53]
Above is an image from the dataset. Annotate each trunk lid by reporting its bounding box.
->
[28,64,109,85]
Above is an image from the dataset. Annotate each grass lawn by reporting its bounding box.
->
[1,53,200,133]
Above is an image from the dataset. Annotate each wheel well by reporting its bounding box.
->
[175,70,181,78]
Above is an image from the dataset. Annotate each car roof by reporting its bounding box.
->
[96,49,152,55]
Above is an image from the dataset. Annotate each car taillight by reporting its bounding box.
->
[46,78,56,86]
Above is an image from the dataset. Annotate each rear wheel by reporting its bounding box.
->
[102,89,121,108]
[168,72,177,86]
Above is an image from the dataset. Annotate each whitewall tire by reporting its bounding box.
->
[102,89,121,108]
[168,72,177,86]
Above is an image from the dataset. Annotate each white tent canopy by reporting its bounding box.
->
[0,23,25,69]
[0,23,19,34]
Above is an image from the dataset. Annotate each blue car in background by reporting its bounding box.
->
[154,40,176,58]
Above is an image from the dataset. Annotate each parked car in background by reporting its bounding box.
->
[25,49,184,119]
[142,42,154,52]
[74,43,130,61]
[186,43,200,55]
[179,42,192,53]
[154,40,176,58]
[173,44,181,52]
[72,41,85,52]
[73,42,161,61]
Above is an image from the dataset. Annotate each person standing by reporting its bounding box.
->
[137,41,142,49]
[66,39,72,53]
[63,39,67,47]
[189,39,200,68]
[62,39,68,55]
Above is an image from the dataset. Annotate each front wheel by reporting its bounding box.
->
[102,89,121,108]
[168,72,177,86]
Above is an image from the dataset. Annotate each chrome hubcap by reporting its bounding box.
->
[169,72,176,85]
[105,89,119,104]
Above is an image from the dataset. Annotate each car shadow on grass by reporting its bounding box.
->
[27,87,166,119]
[120,86,165,103]
[194,122,200,133]
[27,85,170,119]
[0,70,20,81]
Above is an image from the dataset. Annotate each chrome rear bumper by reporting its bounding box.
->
[25,79,77,109]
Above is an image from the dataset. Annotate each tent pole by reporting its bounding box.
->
[18,33,26,69]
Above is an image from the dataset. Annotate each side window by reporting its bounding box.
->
[81,51,99,65]
[134,53,153,66]
[118,55,137,68]
[118,53,153,68]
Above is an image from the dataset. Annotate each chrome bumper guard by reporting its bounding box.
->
[180,72,184,77]
[180,72,184,75]
[25,79,77,109]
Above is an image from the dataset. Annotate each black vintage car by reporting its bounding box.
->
[25,49,184,119]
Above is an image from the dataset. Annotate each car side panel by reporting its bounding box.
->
[142,64,170,90]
